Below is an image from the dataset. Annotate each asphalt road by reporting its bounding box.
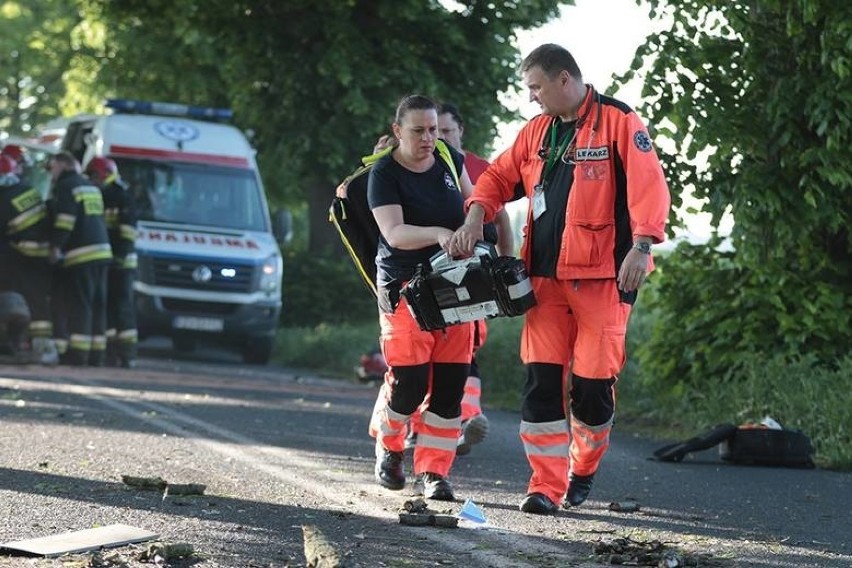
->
[0,343,849,567]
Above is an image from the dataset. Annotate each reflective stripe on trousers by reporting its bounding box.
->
[460,375,482,422]
[520,419,570,504]
[570,415,613,476]
[414,411,461,476]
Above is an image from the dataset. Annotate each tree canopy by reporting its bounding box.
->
[2,0,568,250]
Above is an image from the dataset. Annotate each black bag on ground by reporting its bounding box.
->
[653,421,815,468]
[720,428,815,468]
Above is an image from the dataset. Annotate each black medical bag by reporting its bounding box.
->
[401,242,536,331]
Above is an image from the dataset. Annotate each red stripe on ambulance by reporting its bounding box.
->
[108,145,250,168]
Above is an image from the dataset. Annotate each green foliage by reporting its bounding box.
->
[634,244,851,393]
[275,321,379,379]
[281,247,377,327]
[0,0,92,133]
[611,2,851,399]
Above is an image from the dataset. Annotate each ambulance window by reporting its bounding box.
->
[62,122,95,164]
[117,158,266,232]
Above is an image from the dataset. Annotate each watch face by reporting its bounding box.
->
[635,242,651,254]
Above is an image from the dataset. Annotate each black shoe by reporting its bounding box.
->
[375,445,405,490]
[563,473,595,507]
[416,473,455,501]
[519,492,558,515]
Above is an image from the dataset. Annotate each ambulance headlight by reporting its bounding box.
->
[260,254,283,292]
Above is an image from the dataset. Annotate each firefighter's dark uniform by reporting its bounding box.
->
[100,173,138,367]
[50,170,112,366]
[0,176,53,346]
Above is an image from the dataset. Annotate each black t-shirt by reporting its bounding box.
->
[531,120,576,277]
[367,143,465,287]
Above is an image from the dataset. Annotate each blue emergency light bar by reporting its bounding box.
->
[105,99,233,122]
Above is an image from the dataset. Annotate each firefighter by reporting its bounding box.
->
[0,152,58,364]
[47,151,112,366]
[450,44,671,514]
[85,157,138,368]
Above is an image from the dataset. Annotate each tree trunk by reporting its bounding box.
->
[306,177,339,254]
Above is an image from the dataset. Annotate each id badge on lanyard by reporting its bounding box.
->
[534,122,575,221]
[532,183,547,220]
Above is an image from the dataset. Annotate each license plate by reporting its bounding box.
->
[172,316,224,332]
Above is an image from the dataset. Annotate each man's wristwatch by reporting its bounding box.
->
[633,241,652,254]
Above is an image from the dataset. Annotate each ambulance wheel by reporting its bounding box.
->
[172,336,196,353]
[242,337,273,365]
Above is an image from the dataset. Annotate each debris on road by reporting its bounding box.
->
[121,475,167,491]
[457,498,487,524]
[120,475,206,496]
[608,501,641,513]
[138,541,194,564]
[0,524,159,557]
[398,499,458,528]
[402,498,428,513]
[592,537,720,566]
[302,524,349,568]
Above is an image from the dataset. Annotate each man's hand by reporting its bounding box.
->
[617,246,650,292]
[449,204,486,257]
[373,135,395,154]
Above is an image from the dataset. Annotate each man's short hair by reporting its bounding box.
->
[437,102,464,129]
[521,43,582,80]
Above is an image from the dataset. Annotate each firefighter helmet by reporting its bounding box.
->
[85,156,118,184]
[0,155,19,185]
[1,144,24,163]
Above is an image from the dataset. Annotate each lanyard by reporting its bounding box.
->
[542,120,576,184]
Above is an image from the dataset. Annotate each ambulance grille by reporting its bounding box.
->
[151,258,254,293]
[161,298,238,315]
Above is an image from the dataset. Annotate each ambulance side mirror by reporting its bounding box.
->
[272,208,293,246]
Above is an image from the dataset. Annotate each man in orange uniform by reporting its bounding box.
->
[450,44,671,514]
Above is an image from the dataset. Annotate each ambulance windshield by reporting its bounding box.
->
[117,159,267,231]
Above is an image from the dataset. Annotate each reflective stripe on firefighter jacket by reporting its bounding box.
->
[50,170,112,267]
[1,181,50,258]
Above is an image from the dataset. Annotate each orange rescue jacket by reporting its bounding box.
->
[468,87,670,280]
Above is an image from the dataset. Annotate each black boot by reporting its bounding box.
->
[520,493,558,515]
[374,443,405,490]
[563,473,595,507]
[416,473,455,501]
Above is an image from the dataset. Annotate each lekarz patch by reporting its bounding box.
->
[575,146,609,161]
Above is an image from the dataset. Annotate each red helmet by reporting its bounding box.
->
[85,157,118,184]
[0,155,18,185]
[1,144,24,163]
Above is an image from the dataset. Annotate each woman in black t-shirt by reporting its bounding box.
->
[366,94,474,501]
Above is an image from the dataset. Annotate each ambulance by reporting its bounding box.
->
[59,99,290,364]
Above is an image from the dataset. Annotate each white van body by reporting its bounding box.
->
[60,100,284,364]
